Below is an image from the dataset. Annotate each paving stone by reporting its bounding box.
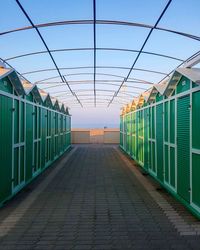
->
[0,145,200,250]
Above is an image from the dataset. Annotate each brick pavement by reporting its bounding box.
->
[0,145,200,249]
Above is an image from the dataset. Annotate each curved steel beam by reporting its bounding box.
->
[158,49,200,85]
[36,72,153,85]
[52,89,137,97]
[108,0,172,106]
[4,47,184,62]
[36,72,125,83]
[1,19,200,41]
[73,99,133,105]
[22,66,168,76]
[66,98,112,102]
[57,93,134,100]
[76,89,138,96]
[39,79,123,84]
[54,94,135,101]
[42,82,147,91]
[38,79,153,85]
[71,101,108,105]
[15,0,83,107]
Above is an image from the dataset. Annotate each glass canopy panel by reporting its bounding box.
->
[48,86,72,96]
[0,30,45,59]
[0,0,199,109]
[128,70,168,84]
[28,71,62,84]
[96,84,119,92]
[0,1,29,33]
[65,74,94,82]
[96,50,137,68]
[10,54,55,78]
[96,0,169,25]
[96,74,124,81]
[123,86,146,95]
[134,53,181,76]
[31,74,62,85]
[40,25,93,49]
[52,51,93,68]
[97,25,149,50]
[19,0,93,23]
[159,0,200,36]
[41,84,67,92]
[144,30,200,60]
[71,84,94,92]
[96,68,129,79]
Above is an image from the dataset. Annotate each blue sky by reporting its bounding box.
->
[0,0,200,128]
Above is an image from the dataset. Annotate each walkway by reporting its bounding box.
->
[0,145,200,250]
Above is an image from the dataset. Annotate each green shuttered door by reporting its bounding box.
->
[26,103,33,180]
[177,95,190,203]
[156,104,163,181]
[0,95,12,201]
[192,91,200,207]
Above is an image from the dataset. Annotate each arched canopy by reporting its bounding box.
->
[0,0,200,108]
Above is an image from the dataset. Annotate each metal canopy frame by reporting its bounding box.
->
[0,0,200,108]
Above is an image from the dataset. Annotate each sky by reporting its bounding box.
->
[0,0,200,128]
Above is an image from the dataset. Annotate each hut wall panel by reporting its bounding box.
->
[120,77,200,218]
[0,78,71,207]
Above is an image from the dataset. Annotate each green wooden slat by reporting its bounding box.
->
[156,103,164,182]
[0,95,12,201]
[144,108,149,169]
[176,76,190,94]
[164,102,168,142]
[192,153,200,207]
[170,146,175,188]
[164,145,169,183]
[26,103,33,180]
[192,91,200,150]
[177,95,190,202]
[152,106,155,139]
[170,99,175,144]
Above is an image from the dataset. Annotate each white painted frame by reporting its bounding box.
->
[121,81,200,215]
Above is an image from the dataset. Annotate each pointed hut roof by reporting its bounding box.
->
[176,68,200,83]
[31,85,43,103]
[21,79,34,95]
[163,68,200,97]
[0,68,25,96]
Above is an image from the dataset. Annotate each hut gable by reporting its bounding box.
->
[125,103,132,113]
[60,104,65,113]
[176,68,200,84]
[146,83,166,103]
[0,68,25,96]
[131,98,139,111]
[163,68,200,97]
[31,86,43,104]
[52,98,60,111]
[21,80,34,94]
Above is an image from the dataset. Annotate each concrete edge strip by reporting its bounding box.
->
[0,146,77,237]
[114,147,200,236]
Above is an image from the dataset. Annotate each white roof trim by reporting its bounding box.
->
[143,90,152,102]
[38,89,48,102]
[21,79,35,95]
[154,83,166,95]
[51,97,58,106]
[176,68,200,84]
[0,68,14,79]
